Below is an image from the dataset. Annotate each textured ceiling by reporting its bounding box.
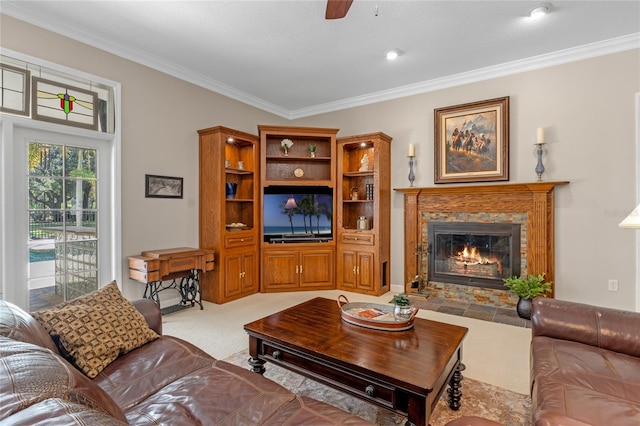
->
[2,1,639,118]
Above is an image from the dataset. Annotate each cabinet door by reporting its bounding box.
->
[262,250,298,290]
[241,252,257,293]
[299,249,334,288]
[356,251,375,291]
[224,253,243,298]
[339,250,358,289]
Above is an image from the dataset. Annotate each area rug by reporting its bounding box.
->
[224,350,531,425]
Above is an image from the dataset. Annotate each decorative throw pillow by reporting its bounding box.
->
[32,281,159,378]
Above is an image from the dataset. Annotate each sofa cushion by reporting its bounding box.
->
[123,359,296,425]
[31,281,159,378]
[93,335,215,410]
[2,398,128,426]
[0,300,59,353]
[531,336,640,426]
[0,336,127,422]
[263,396,373,425]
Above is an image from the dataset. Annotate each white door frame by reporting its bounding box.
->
[1,118,121,309]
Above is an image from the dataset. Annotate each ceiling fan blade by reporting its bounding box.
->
[325,0,353,20]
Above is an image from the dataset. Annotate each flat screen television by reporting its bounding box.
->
[263,186,333,243]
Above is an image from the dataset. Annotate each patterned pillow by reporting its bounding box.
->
[32,281,159,378]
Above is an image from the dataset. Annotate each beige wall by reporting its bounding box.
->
[2,15,638,309]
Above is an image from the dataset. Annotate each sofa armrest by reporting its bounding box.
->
[531,297,640,357]
[132,299,162,335]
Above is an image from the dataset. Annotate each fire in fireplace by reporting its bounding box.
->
[428,222,521,289]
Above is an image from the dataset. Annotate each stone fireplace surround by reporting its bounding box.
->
[397,182,568,308]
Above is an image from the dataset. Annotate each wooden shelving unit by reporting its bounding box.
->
[198,126,259,303]
[336,132,392,296]
[259,125,338,292]
[197,125,392,302]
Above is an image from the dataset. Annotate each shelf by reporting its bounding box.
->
[266,156,331,162]
[226,198,253,203]
[265,179,333,186]
[343,171,374,177]
[226,169,253,175]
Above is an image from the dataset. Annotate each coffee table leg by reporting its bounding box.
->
[248,356,266,374]
[447,362,465,410]
[247,336,266,374]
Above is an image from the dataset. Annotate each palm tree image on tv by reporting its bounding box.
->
[264,193,332,237]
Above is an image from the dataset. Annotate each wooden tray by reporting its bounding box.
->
[337,295,419,331]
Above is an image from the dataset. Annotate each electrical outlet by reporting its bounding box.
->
[608,279,619,292]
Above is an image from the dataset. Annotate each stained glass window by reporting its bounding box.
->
[32,77,99,130]
[0,63,30,116]
[0,54,115,133]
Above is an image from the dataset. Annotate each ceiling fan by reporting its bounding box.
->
[325,0,354,19]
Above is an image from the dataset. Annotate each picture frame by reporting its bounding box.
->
[145,174,183,199]
[434,96,509,184]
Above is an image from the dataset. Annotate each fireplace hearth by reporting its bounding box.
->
[428,222,521,290]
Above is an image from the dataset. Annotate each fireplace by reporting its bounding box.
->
[428,222,521,290]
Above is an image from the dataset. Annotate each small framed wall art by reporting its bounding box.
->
[145,174,183,199]
[434,96,509,184]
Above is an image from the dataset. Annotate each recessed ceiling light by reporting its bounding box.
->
[385,49,401,61]
[530,5,549,19]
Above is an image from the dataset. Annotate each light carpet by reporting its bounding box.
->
[161,290,532,424]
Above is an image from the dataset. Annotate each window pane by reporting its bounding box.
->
[28,143,63,176]
[0,63,30,115]
[64,146,97,177]
[65,179,97,210]
[28,140,99,309]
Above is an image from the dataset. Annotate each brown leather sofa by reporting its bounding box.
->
[447,298,640,426]
[529,297,640,425]
[0,298,372,425]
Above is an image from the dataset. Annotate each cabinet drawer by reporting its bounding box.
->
[129,269,161,283]
[128,256,159,272]
[261,342,395,409]
[225,233,255,248]
[341,233,374,245]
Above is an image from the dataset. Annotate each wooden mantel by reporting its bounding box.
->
[395,181,569,296]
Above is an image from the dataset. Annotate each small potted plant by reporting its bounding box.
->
[390,293,412,318]
[307,144,317,157]
[503,273,552,319]
[281,138,293,156]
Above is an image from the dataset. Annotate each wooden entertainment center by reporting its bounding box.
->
[198,125,391,303]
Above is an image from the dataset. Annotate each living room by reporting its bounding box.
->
[1,2,639,425]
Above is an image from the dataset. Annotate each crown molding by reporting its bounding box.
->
[3,4,638,120]
[289,33,640,119]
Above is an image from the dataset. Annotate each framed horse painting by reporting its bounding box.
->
[434,96,509,184]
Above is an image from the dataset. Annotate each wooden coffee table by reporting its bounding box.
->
[244,297,468,426]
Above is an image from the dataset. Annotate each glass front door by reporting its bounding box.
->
[28,141,99,310]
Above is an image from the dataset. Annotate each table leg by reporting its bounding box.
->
[247,336,265,374]
[406,394,427,426]
[179,270,203,310]
[447,362,465,410]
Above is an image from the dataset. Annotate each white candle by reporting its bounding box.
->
[537,127,545,144]
[408,143,415,157]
